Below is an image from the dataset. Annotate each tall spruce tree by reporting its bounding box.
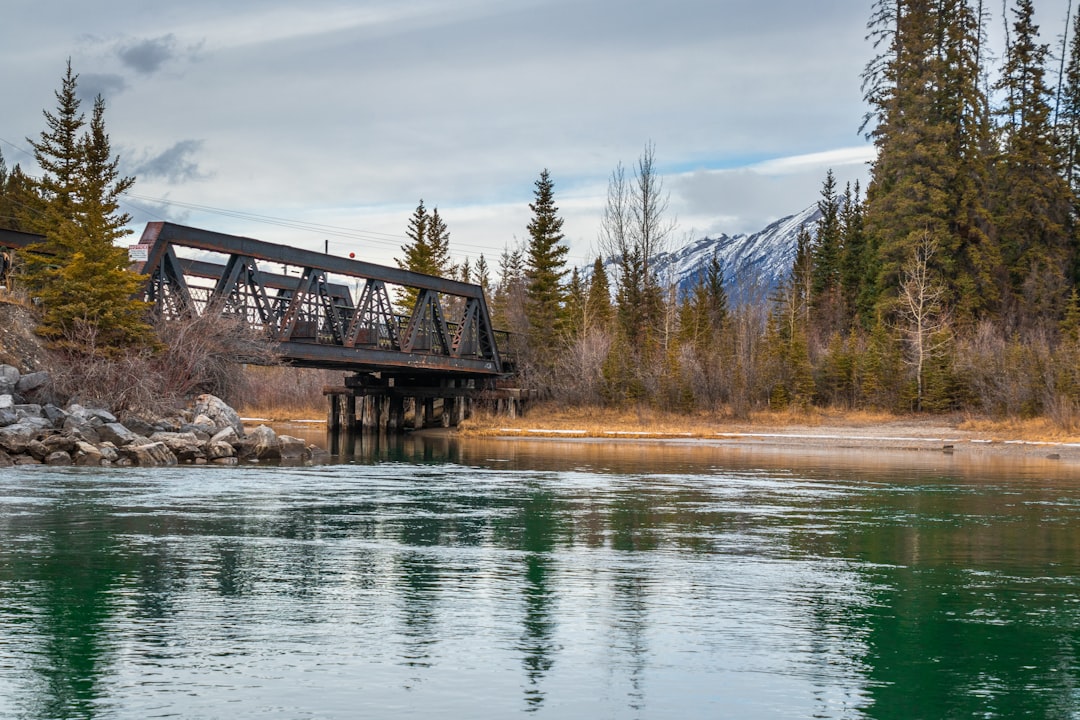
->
[524,169,569,369]
[862,0,998,323]
[810,170,844,335]
[585,257,613,331]
[20,63,153,351]
[994,0,1074,327]
[395,199,445,312]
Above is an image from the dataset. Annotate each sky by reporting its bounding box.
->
[2,0,906,269]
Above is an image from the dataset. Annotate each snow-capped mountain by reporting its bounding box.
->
[653,203,821,302]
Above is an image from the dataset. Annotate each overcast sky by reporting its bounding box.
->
[4,0,896,268]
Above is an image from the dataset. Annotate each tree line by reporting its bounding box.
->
[400,1,1080,424]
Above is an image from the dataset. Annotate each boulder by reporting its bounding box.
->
[0,408,16,427]
[62,416,101,444]
[205,440,236,460]
[148,431,201,452]
[41,434,76,455]
[119,415,156,437]
[236,424,280,461]
[191,394,245,437]
[210,426,240,445]
[96,442,120,464]
[0,364,19,394]
[42,404,69,427]
[0,394,12,410]
[307,444,331,461]
[0,449,12,467]
[26,439,50,461]
[97,422,143,447]
[73,441,104,467]
[84,407,117,424]
[119,442,177,467]
[14,404,43,420]
[279,434,308,460]
[45,451,71,466]
[14,371,50,398]
[0,423,39,454]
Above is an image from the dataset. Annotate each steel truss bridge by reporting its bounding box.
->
[1,223,520,430]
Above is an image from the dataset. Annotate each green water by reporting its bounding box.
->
[1,435,1079,718]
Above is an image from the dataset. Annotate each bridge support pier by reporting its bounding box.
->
[324,374,527,446]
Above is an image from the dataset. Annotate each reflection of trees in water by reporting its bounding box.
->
[11,501,125,720]
[824,485,1080,719]
[493,489,564,711]
[520,553,555,711]
[394,551,441,673]
[610,567,649,713]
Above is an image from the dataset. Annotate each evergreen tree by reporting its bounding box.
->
[993,0,1074,327]
[810,170,844,335]
[838,181,873,327]
[862,0,998,322]
[475,253,492,296]
[427,206,452,277]
[395,199,434,312]
[585,257,613,330]
[19,63,153,351]
[523,169,570,369]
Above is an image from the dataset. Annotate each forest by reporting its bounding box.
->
[428,0,1080,426]
[5,0,1080,425]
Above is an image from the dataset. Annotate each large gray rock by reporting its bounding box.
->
[0,408,16,427]
[0,423,40,454]
[210,426,240,446]
[119,442,177,467]
[97,422,143,447]
[237,424,280,461]
[62,416,101,444]
[191,394,244,437]
[0,365,19,394]
[42,404,69,428]
[26,439,49,461]
[0,394,12,410]
[14,371,50,398]
[279,434,308,460]
[14,404,42,420]
[41,434,76,455]
[45,451,72,466]
[84,407,117,424]
[205,440,236,460]
[73,441,104,467]
[96,442,120,464]
[148,431,202,456]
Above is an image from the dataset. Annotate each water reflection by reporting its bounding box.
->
[1,445,1080,718]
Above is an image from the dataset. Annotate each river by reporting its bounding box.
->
[1,433,1078,719]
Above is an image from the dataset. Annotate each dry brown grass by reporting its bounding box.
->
[957,415,1080,444]
[459,403,915,439]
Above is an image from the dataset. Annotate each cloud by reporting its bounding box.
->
[131,140,210,184]
[76,73,127,102]
[670,146,876,237]
[117,34,178,74]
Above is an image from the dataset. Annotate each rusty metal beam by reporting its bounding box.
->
[139,221,482,298]
[0,229,44,249]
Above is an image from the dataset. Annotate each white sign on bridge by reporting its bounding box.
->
[128,244,149,262]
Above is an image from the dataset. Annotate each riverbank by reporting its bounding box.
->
[456,405,1080,465]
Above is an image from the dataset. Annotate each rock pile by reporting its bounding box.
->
[0,366,328,468]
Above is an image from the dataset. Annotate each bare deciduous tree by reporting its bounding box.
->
[896,232,950,411]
